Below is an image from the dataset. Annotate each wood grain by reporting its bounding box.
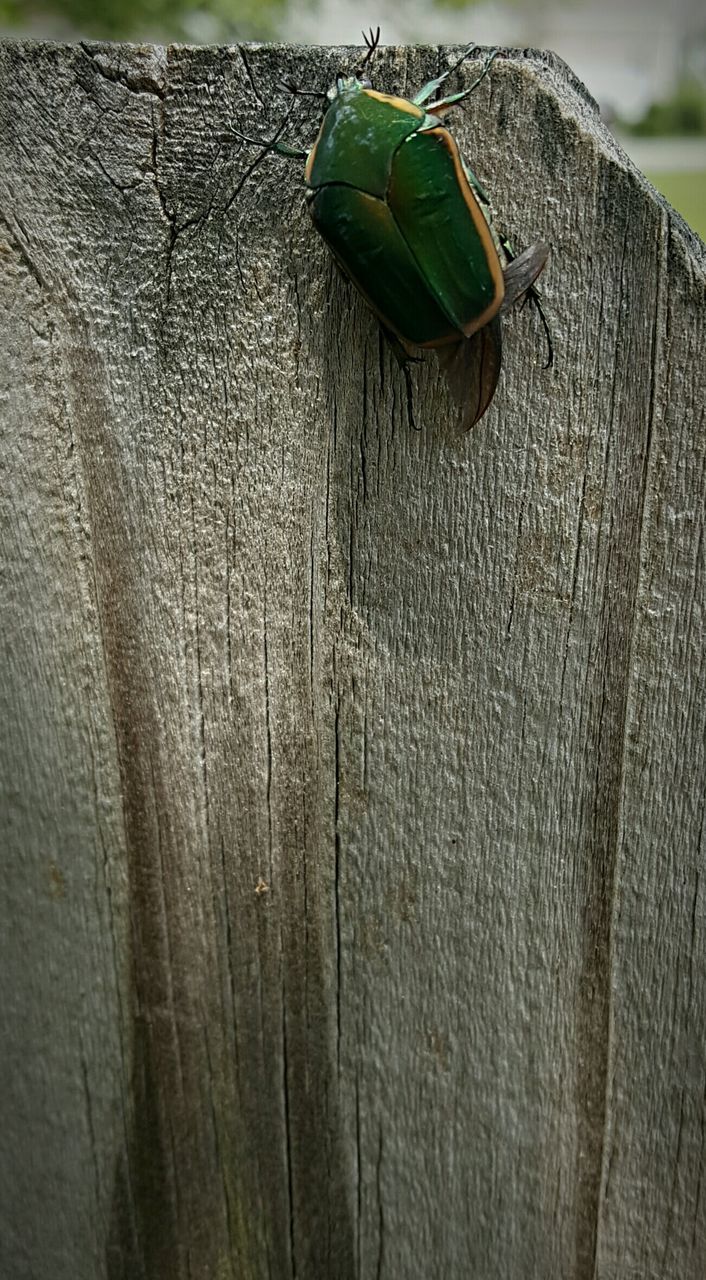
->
[1,39,704,1280]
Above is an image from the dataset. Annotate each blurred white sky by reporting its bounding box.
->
[283,0,706,120]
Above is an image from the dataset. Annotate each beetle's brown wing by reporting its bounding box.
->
[500,243,549,312]
[501,242,553,368]
[436,316,503,431]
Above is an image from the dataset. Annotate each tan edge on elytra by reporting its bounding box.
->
[420,126,505,338]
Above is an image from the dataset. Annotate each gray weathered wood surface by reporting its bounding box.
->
[1,38,705,1280]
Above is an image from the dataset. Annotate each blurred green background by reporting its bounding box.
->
[1,0,704,240]
[0,0,287,41]
[647,171,704,237]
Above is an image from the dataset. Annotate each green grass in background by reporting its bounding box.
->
[645,170,706,242]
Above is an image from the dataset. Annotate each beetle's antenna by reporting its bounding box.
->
[359,26,381,70]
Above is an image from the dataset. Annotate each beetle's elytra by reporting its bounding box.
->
[243,35,550,428]
[306,93,505,347]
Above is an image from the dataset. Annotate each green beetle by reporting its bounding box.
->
[244,35,550,428]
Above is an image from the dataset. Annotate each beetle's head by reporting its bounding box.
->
[328,74,370,103]
[322,29,379,108]
[327,27,379,102]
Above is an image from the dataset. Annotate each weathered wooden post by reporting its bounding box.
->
[1,39,705,1280]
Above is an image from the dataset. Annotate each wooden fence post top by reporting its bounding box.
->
[1,38,705,1280]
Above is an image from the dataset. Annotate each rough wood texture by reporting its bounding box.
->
[1,38,705,1280]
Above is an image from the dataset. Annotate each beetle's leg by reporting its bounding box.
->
[401,363,421,431]
[272,141,309,159]
[499,237,554,368]
[231,107,308,161]
[426,47,500,115]
[280,79,329,103]
[461,160,492,209]
[232,129,307,159]
[378,324,422,431]
[525,289,554,369]
[378,323,421,369]
[412,41,480,106]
